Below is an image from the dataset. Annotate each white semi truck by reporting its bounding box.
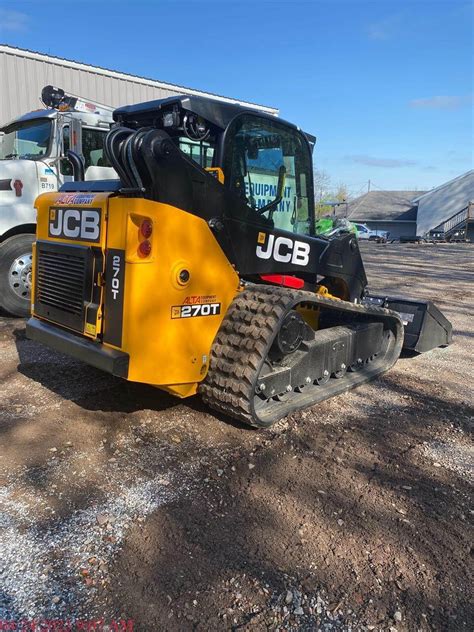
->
[0,86,115,316]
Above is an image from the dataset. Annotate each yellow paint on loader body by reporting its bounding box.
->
[33,192,240,397]
[34,191,110,340]
[106,197,240,395]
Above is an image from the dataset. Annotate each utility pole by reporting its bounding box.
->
[368,179,371,192]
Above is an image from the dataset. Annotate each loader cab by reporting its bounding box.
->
[221,114,315,235]
[113,95,316,236]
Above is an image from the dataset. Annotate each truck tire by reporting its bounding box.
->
[0,234,35,317]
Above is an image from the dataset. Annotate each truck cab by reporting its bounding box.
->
[0,86,114,316]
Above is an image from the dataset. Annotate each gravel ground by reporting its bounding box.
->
[0,242,473,631]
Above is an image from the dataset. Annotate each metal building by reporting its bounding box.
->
[415,170,474,237]
[345,190,423,240]
[345,172,474,240]
[0,45,278,126]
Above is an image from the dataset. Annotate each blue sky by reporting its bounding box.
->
[1,0,472,195]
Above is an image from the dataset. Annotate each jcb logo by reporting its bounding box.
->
[48,207,101,242]
[256,233,310,266]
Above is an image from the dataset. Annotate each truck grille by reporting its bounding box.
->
[35,241,92,332]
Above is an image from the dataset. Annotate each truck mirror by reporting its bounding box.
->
[66,150,85,181]
[59,157,73,176]
[69,118,83,159]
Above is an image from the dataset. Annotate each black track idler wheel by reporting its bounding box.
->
[316,371,330,386]
[333,365,348,379]
[272,311,305,356]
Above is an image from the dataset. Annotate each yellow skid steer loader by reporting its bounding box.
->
[26,96,452,426]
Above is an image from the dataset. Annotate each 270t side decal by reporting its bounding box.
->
[256,232,310,266]
[104,249,125,348]
[171,303,221,319]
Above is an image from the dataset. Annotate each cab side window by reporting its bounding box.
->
[224,115,314,235]
[82,128,109,169]
[179,138,215,168]
[60,126,109,176]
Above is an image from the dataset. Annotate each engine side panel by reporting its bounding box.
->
[105,197,240,395]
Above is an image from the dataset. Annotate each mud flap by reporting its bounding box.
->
[363,295,453,353]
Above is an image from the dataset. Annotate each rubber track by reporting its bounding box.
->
[199,285,403,427]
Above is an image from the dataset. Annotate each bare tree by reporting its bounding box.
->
[313,169,332,202]
[333,183,350,203]
[314,172,353,216]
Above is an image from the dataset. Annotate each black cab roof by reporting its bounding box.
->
[113,95,316,147]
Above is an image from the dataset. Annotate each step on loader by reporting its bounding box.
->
[26,96,452,426]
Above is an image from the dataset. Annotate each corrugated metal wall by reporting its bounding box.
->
[0,47,277,125]
[416,171,474,235]
[0,51,172,125]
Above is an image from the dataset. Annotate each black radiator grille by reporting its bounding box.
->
[35,242,91,332]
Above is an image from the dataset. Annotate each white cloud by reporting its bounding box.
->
[347,155,417,168]
[0,9,29,32]
[409,95,472,110]
[366,16,400,40]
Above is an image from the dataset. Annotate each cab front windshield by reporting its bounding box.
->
[0,119,52,160]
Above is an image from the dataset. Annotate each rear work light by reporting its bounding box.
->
[140,219,153,239]
[138,240,152,258]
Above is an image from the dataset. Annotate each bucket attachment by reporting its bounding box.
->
[362,295,453,353]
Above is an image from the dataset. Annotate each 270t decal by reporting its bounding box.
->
[171,303,221,319]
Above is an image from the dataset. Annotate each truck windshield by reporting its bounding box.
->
[0,119,52,160]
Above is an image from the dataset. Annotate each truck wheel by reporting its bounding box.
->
[0,234,35,317]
